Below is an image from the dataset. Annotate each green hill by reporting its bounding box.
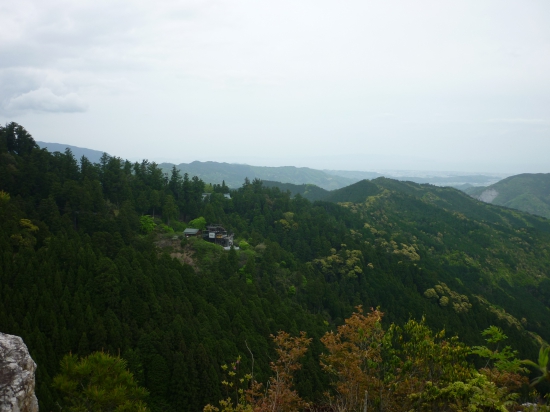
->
[323,179,381,203]
[265,177,550,339]
[261,180,329,201]
[465,173,550,219]
[258,179,382,203]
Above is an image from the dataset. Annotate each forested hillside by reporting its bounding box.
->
[1,123,549,410]
[262,180,329,201]
[466,173,550,219]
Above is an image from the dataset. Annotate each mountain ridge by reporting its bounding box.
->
[159,160,356,190]
[35,141,506,190]
[465,173,550,219]
[36,141,109,164]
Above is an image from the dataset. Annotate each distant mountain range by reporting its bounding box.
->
[36,141,506,191]
[36,141,108,164]
[161,162,504,191]
[159,161,355,190]
[465,173,550,219]
[324,170,500,187]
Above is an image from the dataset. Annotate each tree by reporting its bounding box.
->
[205,331,311,412]
[162,195,178,225]
[248,331,312,412]
[320,306,384,412]
[523,345,550,387]
[52,352,150,412]
[0,122,38,156]
[139,215,156,234]
[169,166,183,200]
[149,190,160,219]
[471,326,528,392]
[188,216,207,230]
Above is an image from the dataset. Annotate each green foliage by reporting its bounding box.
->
[523,346,550,386]
[52,352,149,411]
[140,215,156,234]
[188,216,207,230]
[0,190,10,204]
[238,240,250,250]
[162,195,178,224]
[411,373,516,412]
[159,224,174,233]
[471,326,526,374]
[170,220,187,232]
[319,307,529,411]
[424,282,472,313]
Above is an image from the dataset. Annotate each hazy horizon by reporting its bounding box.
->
[36,140,515,180]
[2,1,549,174]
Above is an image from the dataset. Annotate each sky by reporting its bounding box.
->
[1,0,549,173]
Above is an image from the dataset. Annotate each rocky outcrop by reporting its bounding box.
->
[0,333,39,412]
[477,188,499,203]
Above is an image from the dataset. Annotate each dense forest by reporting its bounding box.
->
[1,122,549,411]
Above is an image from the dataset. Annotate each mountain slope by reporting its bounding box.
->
[3,124,550,409]
[465,173,550,219]
[323,179,381,203]
[261,180,329,201]
[325,169,502,187]
[36,141,108,164]
[255,179,382,203]
[261,178,550,342]
[326,177,550,344]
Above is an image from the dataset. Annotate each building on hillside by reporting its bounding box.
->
[202,193,231,200]
[202,224,237,249]
[183,228,202,238]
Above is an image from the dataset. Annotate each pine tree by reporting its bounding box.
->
[53,352,150,411]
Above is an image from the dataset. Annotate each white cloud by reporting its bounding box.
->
[6,88,88,113]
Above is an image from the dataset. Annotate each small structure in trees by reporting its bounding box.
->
[202,193,231,200]
[183,228,202,238]
[203,224,236,249]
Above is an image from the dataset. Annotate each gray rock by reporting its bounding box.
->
[477,188,499,203]
[0,333,39,412]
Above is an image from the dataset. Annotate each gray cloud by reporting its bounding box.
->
[6,88,88,113]
[0,0,549,172]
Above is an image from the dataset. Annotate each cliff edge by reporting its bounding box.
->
[0,333,39,412]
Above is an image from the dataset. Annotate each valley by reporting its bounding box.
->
[2,124,549,410]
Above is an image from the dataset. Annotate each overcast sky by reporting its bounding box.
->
[1,0,549,173]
